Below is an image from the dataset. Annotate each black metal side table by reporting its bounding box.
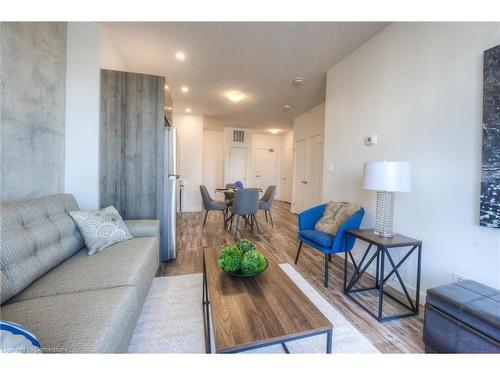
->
[344,229,422,322]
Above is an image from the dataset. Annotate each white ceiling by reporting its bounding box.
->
[101,22,388,131]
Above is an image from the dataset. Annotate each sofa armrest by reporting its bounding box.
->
[298,204,327,231]
[125,220,160,238]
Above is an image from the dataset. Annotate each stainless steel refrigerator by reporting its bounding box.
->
[161,126,177,262]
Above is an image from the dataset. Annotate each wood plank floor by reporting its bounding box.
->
[158,201,425,353]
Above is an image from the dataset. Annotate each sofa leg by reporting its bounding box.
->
[294,241,303,265]
[324,254,329,288]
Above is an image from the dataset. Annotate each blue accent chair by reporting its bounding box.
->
[295,204,365,288]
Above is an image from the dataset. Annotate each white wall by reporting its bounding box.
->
[293,103,325,142]
[175,113,204,212]
[203,130,225,199]
[65,22,101,210]
[324,22,500,295]
[100,25,128,71]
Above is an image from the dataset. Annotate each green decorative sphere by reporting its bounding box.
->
[218,245,243,273]
[236,239,257,253]
[241,250,267,275]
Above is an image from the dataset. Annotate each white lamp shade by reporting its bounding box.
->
[363,161,411,192]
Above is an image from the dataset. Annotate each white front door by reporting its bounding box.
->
[255,148,279,196]
[228,147,248,186]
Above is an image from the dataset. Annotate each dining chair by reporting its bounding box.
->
[199,185,228,228]
[228,188,260,237]
[295,204,365,287]
[259,185,276,227]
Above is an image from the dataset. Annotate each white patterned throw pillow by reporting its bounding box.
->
[69,206,133,255]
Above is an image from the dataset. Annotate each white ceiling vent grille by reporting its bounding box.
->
[233,130,245,143]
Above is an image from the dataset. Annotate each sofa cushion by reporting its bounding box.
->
[426,280,500,343]
[69,206,133,255]
[0,286,138,353]
[0,194,84,303]
[299,230,334,248]
[9,237,159,305]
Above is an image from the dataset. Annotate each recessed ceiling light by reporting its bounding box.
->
[181,86,189,93]
[185,108,192,113]
[164,84,170,91]
[175,51,186,61]
[269,129,281,135]
[224,90,246,103]
[283,104,292,111]
[293,77,304,87]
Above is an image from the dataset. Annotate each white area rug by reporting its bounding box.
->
[128,263,379,354]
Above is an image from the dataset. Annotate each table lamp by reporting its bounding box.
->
[363,161,411,237]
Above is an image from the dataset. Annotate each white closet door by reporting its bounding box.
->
[304,134,324,209]
[280,145,293,202]
[294,139,306,213]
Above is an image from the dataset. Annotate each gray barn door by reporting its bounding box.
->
[100,69,165,222]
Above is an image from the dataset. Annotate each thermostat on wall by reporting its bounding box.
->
[365,135,378,145]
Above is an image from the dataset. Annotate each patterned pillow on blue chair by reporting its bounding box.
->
[0,320,41,353]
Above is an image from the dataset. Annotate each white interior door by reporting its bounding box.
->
[255,148,279,196]
[228,147,248,185]
[294,139,306,213]
[304,134,323,209]
[280,146,293,202]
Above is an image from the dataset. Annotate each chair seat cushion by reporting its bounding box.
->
[9,237,158,305]
[299,230,334,248]
[259,200,270,209]
[207,200,227,211]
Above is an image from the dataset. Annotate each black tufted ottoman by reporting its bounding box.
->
[423,280,500,353]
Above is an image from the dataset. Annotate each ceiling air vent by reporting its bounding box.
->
[233,130,245,143]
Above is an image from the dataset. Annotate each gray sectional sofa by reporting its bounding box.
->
[0,194,159,353]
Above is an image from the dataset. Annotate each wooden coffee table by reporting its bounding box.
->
[202,247,333,353]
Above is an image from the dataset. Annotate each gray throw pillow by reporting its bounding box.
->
[69,206,133,255]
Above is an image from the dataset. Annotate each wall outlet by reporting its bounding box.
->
[365,135,378,145]
[453,272,471,283]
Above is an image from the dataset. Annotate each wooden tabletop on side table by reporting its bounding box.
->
[202,246,333,353]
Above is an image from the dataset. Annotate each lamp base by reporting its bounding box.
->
[374,191,395,238]
[373,229,395,238]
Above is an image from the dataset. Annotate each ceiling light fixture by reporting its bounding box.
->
[175,51,186,61]
[283,104,292,111]
[293,77,304,87]
[181,86,189,93]
[269,129,281,135]
[164,84,170,91]
[185,108,192,113]
[224,90,246,103]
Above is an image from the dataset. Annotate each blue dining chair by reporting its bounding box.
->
[294,204,365,288]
